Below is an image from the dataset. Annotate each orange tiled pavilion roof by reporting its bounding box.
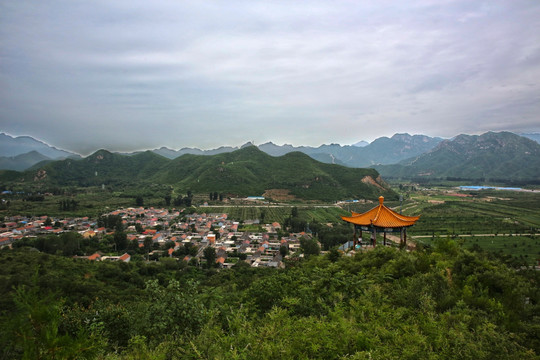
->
[341,196,419,228]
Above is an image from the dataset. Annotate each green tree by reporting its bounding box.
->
[279,245,289,257]
[59,232,82,256]
[203,246,216,268]
[8,282,103,359]
[114,231,128,252]
[327,248,341,262]
[300,237,320,258]
[135,279,207,344]
[143,237,153,252]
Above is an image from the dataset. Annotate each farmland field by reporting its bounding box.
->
[413,235,540,265]
[197,205,349,224]
[341,187,540,264]
[393,189,540,236]
[3,184,540,265]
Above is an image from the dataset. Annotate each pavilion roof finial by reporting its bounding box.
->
[379,196,384,205]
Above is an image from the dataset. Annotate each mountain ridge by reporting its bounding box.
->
[375,131,540,182]
[0,132,443,171]
[2,146,396,201]
[0,133,81,160]
[2,131,538,176]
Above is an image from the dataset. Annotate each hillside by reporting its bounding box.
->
[156,146,395,201]
[375,131,540,181]
[2,146,395,201]
[1,244,539,358]
[16,150,171,187]
[0,151,51,171]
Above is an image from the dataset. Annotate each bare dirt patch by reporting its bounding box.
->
[361,176,386,191]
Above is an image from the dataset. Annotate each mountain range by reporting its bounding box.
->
[375,132,540,182]
[1,146,396,201]
[0,133,80,159]
[1,131,539,183]
[0,132,446,170]
[0,133,81,171]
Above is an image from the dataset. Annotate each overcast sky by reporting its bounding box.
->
[1,1,540,155]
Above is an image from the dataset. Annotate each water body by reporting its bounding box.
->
[460,185,523,191]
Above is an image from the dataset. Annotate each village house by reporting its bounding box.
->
[2,207,290,268]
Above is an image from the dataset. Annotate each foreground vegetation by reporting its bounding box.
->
[1,241,539,359]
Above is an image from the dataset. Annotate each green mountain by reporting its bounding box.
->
[0,151,52,171]
[2,146,395,201]
[375,132,540,182]
[18,150,171,187]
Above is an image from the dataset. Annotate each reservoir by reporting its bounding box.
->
[459,185,523,191]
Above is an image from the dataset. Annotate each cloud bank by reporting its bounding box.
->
[1,0,539,154]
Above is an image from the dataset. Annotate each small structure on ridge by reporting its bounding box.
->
[341,196,420,249]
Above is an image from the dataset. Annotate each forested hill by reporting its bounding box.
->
[1,243,538,358]
[375,131,540,182]
[1,146,395,201]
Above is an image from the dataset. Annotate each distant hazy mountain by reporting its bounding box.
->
[0,133,79,159]
[521,133,540,144]
[125,134,440,168]
[0,133,80,170]
[140,145,240,159]
[118,134,442,167]
[0,151,51,171]
[4,147,395,201]
[345,134,443,167]
[352,140,369,147]
[375,131,540,181]
[255,134,442,167]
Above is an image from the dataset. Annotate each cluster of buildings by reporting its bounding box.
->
[0,214,95,247]
[1,207,314,268]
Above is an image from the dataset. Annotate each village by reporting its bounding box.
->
[0,207,311,268]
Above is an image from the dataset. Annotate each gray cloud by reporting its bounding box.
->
[1,0,539,155]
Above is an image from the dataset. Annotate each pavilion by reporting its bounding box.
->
[341,196,420,249]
